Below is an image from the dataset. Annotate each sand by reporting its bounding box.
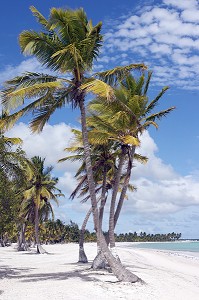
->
[1,242,199,300]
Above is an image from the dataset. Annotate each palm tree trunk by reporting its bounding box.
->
[34,201,46,254]
[114,146,135,225]
[79,208,91,263]
[92,166,107,269]
[18,223,29,251]
[99,165,107,230]
[79,197,101,263]
[92,147,135,269]
[109,145,128,252]
[79,98,139,282]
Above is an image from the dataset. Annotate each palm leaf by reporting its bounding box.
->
[145,86,170,115]
[143,71,152,95]
[145,107,176,122]
[81,78,115,101]
[30,6,50,30]
[94,63,147,86]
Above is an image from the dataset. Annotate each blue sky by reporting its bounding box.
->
[2,0,199,238]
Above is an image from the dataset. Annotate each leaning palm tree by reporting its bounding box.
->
[60,129,146,264]
[0,6,145,281]
[20,156,63,253]
[88,72,175,258]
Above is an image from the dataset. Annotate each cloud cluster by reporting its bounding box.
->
[122,131,199,217]
[104,0,199,90]
[7,122,79,174]
[8,123,199,224]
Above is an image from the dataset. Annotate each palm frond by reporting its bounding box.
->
[30,6,50,30]
[143,71,152,95]
[94,63,147,86]
[145,107,176,122]
[30,87,74,132]
[81,78,115,101]
[134,153,148,164]
[145,86,170,115]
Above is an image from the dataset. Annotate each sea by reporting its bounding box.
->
[122,241,199,256]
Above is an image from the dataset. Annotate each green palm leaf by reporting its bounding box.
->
[94,63,147,86]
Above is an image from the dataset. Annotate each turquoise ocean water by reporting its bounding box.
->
[128,241,199,253]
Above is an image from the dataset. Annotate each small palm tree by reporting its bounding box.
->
[20,156,63,253]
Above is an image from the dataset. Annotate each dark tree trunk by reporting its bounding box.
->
[0,234,5,247]
[79,98,139,282]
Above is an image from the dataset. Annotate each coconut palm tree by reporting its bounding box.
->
[87,72,175,256]
[0,6,145,281]
[20,156,63,253]
[60,130,145,264]
[0,131,32,247]
[18,192,56,251]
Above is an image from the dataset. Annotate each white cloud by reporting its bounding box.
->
[7,122,80,173]
[163,0,198,10]
[104,1,199,90]
[181,9,199,22]
[0,58,43,85]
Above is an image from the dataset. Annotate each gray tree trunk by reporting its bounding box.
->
[79,99,139,282]
[17,223,29,251]
[109,146,128,249]
[34,203,46,254]
[93,147,135,269]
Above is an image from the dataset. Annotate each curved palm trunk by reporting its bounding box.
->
[93,147,135,269]
[79,98,139,282]
[78,208,91,263]
[79,197,102,263]
[109,145,128,253]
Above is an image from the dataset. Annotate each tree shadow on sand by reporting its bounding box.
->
[17,268,107,283]
[0,266,35,279]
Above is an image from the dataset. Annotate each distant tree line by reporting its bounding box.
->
[0,218,182,246]
[115,231,182,242]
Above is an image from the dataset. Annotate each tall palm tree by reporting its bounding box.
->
[0,6,145,281]
[87,72,175,255]
[20,156,63,253]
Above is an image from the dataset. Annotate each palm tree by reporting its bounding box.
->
[18,192,55,250]
[87,72,175,256]
[60,130,145,265]
[0,132,31,247]
[0,6,145,281]
[20,156,63,253]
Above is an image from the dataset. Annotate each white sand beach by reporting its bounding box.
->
[1,243,199,300]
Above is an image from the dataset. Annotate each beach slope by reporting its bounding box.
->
[1,243,199,300]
